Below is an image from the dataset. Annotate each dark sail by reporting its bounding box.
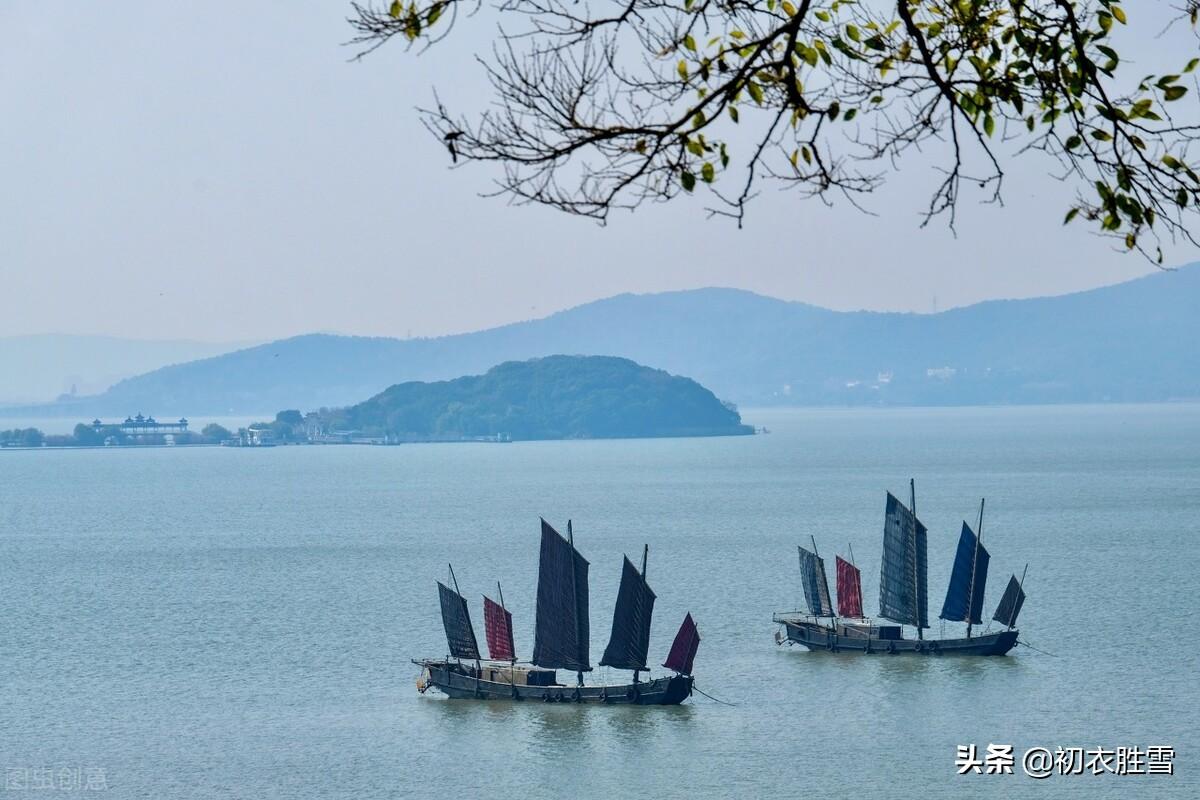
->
[532,519,591,671]
[939,521,991,624]
[992,575,1027,628]
[879,492,929,628]
[600,556,657,671]
[798,546,834,617]
[483,595,516,661]
[437,581,480,660]
[662,613,700,675]
[835,555,864,618]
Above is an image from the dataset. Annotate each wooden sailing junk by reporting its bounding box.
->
[775,480,1028,656]
[416,519,698,704]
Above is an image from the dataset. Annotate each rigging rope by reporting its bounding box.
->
[691,682,738,706]
[1016,639,1058,657]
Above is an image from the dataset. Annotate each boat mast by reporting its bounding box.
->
[810,535,828,623]
[568,520,583,687]
[966,498,984,639]
[496,579,518,696]
[449,563,480,674]
[633,543,648,685]
[498,580,514,666]
[910,479,923,641]
[1008,563,1028,630]
[848,542,859,620]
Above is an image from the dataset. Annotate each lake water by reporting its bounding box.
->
[1,405,1196,798]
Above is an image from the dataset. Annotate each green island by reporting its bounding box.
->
[3,356,753,448]
[269,355,753,443]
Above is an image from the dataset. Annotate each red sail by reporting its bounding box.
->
[836,556,864,618]
[662,613,700,675]
[483,595,516,661]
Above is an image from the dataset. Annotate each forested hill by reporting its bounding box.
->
[316,356,753,440]
[13,264,1199,415]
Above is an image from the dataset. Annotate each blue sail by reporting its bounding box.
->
[798,546,834,617]
[939,522,990,624]
[992,575,1026,627]
[437,581,481,660]
[879,493,929,628]
[532,519,591,671]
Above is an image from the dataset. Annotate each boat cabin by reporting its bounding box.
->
[835,622,902,640]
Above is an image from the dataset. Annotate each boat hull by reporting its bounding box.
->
[780,620,1018,656]
[416,660,694,705]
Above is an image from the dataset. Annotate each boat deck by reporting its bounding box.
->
[415,659,694,704]
[776,618,1018,656]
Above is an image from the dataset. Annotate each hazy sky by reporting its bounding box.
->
[3,3,1195,342]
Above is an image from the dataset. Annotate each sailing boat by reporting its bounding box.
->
[415,519,698,703]
[774,480,1028,656]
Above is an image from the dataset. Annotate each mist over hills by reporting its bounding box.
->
[0,335,251,405]
[9,265,1198,417]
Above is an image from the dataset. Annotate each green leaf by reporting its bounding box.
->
[427,4,442,25]
[677,60,688,81]
[1111,5,1127,24]
[782,1,797,15]
[684,35,697,53]
[680,171,696,192]
[1185,58,1200,74]
[1064,207,1079,225]
[728,106,739,123]
[843,108,857,121]
[701,162,715,183]
[389,1,402,19]
[747,81,764,106]
[1065,135,1082,150]
[1164,85,1188,101]
[815,10,831,22]
[846,25,861,42]
[983,114,995,137]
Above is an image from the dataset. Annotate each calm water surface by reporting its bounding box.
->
[2,405,1197,798]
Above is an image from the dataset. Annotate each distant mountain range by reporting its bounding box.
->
[6,265,1198,416]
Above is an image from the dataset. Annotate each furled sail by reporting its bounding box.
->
[835,555,864,618]
[662,613,700,675]
[483,595,516,662]
[532,519,592,671]
[437,581,480,660]
[798,546,834,617]
[992,575,1027,628]
[939,521,991,624]
[600,556,657,671]
[879,492,929,628]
